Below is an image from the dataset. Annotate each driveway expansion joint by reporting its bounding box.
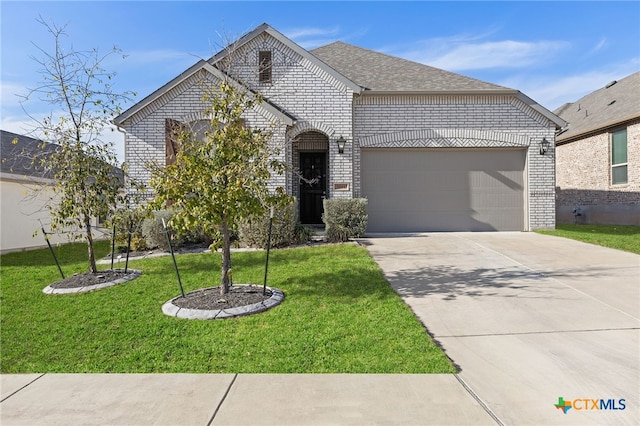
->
[0,373,46,403]
[455,374,504,426]
[208,373,238,426]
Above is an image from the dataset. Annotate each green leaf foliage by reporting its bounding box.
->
[148,81,290,292]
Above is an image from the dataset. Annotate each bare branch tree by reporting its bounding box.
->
[20,18,136,273]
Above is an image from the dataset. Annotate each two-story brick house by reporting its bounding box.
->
[554,71,639,225]
[114,23,564,232]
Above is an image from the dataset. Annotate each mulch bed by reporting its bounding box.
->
[50,270,134,289]
[171,285,273,310]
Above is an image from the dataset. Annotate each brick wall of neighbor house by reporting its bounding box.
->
[556,119,640,225]
[353,94,558,230]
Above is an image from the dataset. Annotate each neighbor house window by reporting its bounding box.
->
[611,128,628,185]
[259,51,272,83]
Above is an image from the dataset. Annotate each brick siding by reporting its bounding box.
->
[122,32,558,230]
[555,119,639,225]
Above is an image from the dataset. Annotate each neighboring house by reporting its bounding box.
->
[114,23,564,233]
[0,130,120,253]
[554,72,640,225]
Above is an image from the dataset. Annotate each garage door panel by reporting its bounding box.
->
[361,149,525,232]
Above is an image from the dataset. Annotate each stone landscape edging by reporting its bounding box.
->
[162,285,285,320]
[42,269,143,295]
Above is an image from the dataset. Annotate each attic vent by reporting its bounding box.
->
[605,80,617,88]
[608,100,616,106]
[259,51,272,83]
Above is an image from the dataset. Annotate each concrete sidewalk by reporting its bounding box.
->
[1,373,497,425]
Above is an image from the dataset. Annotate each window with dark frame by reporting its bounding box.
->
[259,51,272,83]
[611,128,628,185]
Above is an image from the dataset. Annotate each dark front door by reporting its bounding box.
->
[299,152,326,224]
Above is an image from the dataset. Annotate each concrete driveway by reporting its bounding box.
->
[363,232,639,426]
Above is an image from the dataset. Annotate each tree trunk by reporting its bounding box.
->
[219,218,231,295]
[85,215,97,273]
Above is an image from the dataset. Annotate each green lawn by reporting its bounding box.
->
[536,224,640,254]
[0,241,455,374]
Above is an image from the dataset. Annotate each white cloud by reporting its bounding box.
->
[587,38,607,55]
[397,36,570,71]
[283,26,344,49]
[1,83,31,108]
[284,26,340,40]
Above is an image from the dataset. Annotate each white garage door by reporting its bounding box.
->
[361,148,526,232]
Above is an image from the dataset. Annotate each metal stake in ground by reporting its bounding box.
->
[39,219,64,280]
[124,215,133,273]
[162,218,185,298]
[263,206,274,296]
[110,223,116,270]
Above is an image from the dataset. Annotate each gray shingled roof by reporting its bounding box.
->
[555,71,640,143]
[1,129,124,182]
[1,130,56,179]
[311,41,511,92]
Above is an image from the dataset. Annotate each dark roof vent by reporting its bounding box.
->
[605,80,617,88]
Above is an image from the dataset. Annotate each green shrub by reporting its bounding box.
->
[323,198,368,242]
[108,208,149,253]
[239,200,308,248]
[142,209,208,251]
[142,210,173,251]
[293,223,314,245]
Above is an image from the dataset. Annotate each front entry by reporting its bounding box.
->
[299,152,326,224]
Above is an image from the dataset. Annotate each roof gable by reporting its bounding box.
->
[208,23,363,94]
[555,71,640,142]
[114,59,295,127]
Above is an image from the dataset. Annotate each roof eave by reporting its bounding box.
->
[113,59,295,128]
[114,59,208,126]
[556,112,640,144]
[201,63,296,126]
[361,89,520,96]
[514,92,567,129]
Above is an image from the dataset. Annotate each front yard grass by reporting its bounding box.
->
[1,241,455,374]
[536,224,640,254]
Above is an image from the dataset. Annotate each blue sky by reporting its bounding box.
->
[2,1,639,161]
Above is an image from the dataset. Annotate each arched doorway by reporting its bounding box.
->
[292,131,329,224]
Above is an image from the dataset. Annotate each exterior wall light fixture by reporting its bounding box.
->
[336,136,347,154]
[540,137,551,155]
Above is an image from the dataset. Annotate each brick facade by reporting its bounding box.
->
[556,119,640,224]
[353,95,557,229]
[118,29,559,231]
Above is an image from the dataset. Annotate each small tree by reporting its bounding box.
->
[149,80,289,295]
[21,18,134,273]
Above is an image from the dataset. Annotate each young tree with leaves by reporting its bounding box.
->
[21,18,134,273]
[149,80,289,295]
